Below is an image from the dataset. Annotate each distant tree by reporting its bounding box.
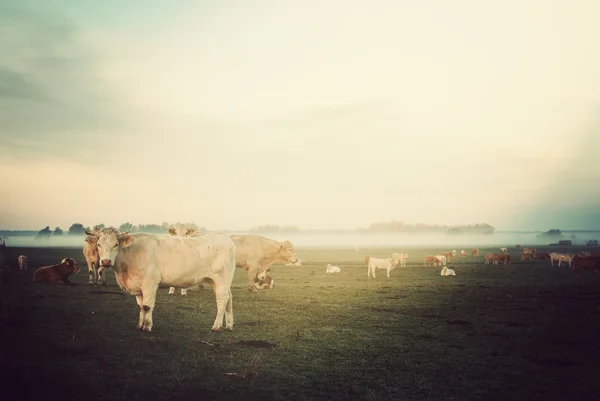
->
[119,222,133,233]
[53,227,63,236]
[68,223,86,236]
[37,226,52,238]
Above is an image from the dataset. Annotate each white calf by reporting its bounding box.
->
[367,257,398,279]
[325,264,341,273]
[441,266,456,276]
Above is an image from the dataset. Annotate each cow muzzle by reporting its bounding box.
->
[101,259,112,267]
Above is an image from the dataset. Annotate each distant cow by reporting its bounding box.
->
[424,256,439,267]
[500,247,508,254]
[83,234,103,285]
[254,269,275,290]
[571,255,600,278]
[18,255,28,270]
[550,253,575,268]
[368,257,398,278]
[439,251,454,261]
[495,254,511,265]
[520,252,534,261]
[534,252,551,261]
[472,248,480,256]
[484,253,498,265]
[515,244,522,249]
[87,227,236,332]
[392,253,408,267]
[523,248,536,255]
[325,264,341,273]
[459,250,467,257]
[440,266,456,276]
[434,255,447,266]
[33,258,80,285]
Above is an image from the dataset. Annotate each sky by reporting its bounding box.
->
[0,0,599,232]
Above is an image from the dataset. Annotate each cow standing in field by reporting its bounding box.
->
[83,234,103,285]
[520,252,534,261]
[33,258,80,285]
[392,253,408,267]
[495,254,511,265]
[18,255,28,270]
[88,227,236,332]
[435,255,447,266]
[484,253,498,265]
[326,264,341,273]
[472,248,480,256]
[534,252,550,261]
[460,250,467,257]
[550,253,575,268]
[424,256,439,267]
[368,257,398,278]
[500,247,508,254]
[571,255,600,277]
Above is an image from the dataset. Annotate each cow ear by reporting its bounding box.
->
[119,234,134,248]
[168,228,177,236]
[85,230,95,236]
[85,236,97,244]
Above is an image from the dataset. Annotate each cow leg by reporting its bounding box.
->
[88,261,96,284]
[224,289,234,330]
[97,265,106,286]
[137,285,158,332]
[211,285,231,332]
[135,295,145,330]
[168,287,175,295]
[181,288,187,296]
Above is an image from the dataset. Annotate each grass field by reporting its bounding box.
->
[1,244,600,401]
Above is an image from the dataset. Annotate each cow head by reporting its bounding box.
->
[168,226,197,237]
[279,240,299,264]
[60,258,80,273]
[89,227,133,268]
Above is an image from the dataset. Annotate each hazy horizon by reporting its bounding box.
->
[1,0,599,232]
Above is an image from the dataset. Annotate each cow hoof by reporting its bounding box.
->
[210,328,221,333]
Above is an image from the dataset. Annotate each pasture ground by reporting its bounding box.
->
[1,244,600,401]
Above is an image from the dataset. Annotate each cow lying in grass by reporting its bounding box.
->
[33,258,80,285]
[440,266,456,276]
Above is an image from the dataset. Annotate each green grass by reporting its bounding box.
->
[1,244,599,401]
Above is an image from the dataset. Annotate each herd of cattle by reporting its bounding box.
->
[1,229,599,333]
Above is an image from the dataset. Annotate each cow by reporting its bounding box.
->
[424,256,439,267]
[368,257,398,278]
[439,251,454,261]
[392,253,408,267]
[325,263,341,273]
[549,253,575,268]
[254,269,275,290]
[435,255,447,266]
[534,252,551,261]
[571,255,600,277]
[440,266,456,276]
[472,248,480,256]
[520,252,534,261]
[83,234,103,285]
[523,248,536,255]
[88,227,236,332]
[459,250,467,257]
[515,244,522,249]
[495,254,511,265]
[484,253,498,265]
[33,258,80,285]
[500,247,508,254]
[231,234,299,292]
[17,255,28,270]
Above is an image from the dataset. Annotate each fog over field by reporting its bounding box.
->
[3,231,596,250]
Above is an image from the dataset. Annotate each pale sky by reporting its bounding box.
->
[1,0,599,231]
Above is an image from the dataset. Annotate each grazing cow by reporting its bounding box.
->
[472,248,480,256]
[254,269,275,290]
[523,248,536,255]
[500,247,508,254]
[459,250,467,257]
[88,227,236,332]
[392,253,408,267]
[495,254,511,265]
[515,244,522,249]
[424,256,439,267]
[484,253,498,265]
[549,253,575,268]
[18,255,28,270]
[439,251,454,261]
[520,252,534,261]
[325,263,341,273]
[434,255,447,266]
[33,258,80,285]
[440,266,456,276]
[368,257,398,278]
[534,252,551,261]
[231,234,299,292]
[571,256,600,277]
[83,234,103,285]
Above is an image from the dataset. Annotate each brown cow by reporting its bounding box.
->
[495,254,511,265]
[33,258,80,285]
[520,252,534,261]
[571,255,600,278]
[523,248,536,255]
[472,248,480,256]
[83,235,102,285]
[424,256,438,266]
[535,252,551,261]
[439,251,454,261]
[484,253,497,264]
[254,269,275,290]
[18,255,28,270]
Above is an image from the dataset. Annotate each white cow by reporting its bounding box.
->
[392,253,408,267]
[549,252,575,268]
[325,263,341,273]
[18,255,28,270]
[500,247,508,254]
[459,250,467,257]
[440,266,456,276]
[367,257,399,278]
[434,255,447,266]
[86,227,236,332]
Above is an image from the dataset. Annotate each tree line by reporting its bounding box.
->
[35,222,205,238]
